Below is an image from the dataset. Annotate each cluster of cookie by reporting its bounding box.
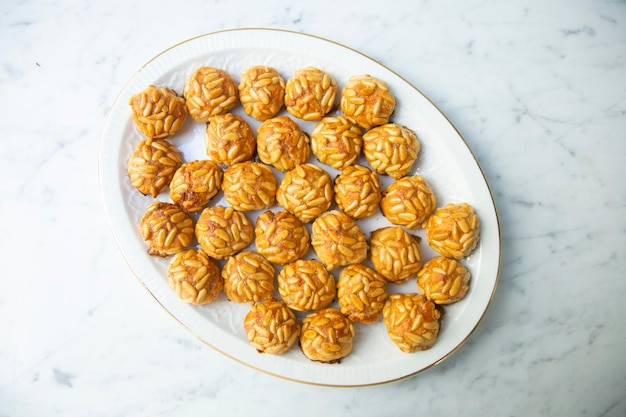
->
[125,63,480,362]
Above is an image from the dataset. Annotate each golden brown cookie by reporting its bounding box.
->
[284,67,337,121]
[238,66,285,121]
[167,249,222,305]
[310,210,368,271]
[243,297,300,354]
[380,175,436,229]
[417,256,470,304]
[204,113,256,165]
[275,163,333,223]
[362,123,420,179]
[127,137,183,197]
[183,66,238,122]
[369,227,422,283]
[340,74,395,130]
[221,161,277,211]
[254,210,310,265]
[333,164,381,219]
[129,85,187,139]
[195,205,253,259]
[300,308,354,363]
[256,116,310,172]
[425,202,480,259]
[382,293,440,353]
[277,259,336,312]
[310,116,363,169]
[221,251,275,303]
[337,264,388,324]
[140,201,194,257]
[169,160,223,212]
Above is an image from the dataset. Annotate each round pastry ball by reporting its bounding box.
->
[337,264,388,324]
[254,210,310,265]
[310,116,363,169]
[311,210,368,271]
[333,164,381,219]
[238,66,285,121]
[129,85,187,139]
[183,66,238,122]
[382,293,440,353]
[222,251,275,304]
[380,175,437,229]
[340,74,395,130]
[284,67,337,121]
[169,160,223,212]
[277,259,336,312]
[417,256,470,305]
[221,161,277,211]
[140,201,194,257]
[362,123,420,179]
[425,202,480,259]
[204,113,256,165]
[275,163,333,223]
[195,205,253,259]
[167,249,222,305]
[243,297,300,355]
[369,227,422,283]
[256,116,310,172]
[300,308,355,363]
[127,137,183,197]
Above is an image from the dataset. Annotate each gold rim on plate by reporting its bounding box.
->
[99,28,501,387]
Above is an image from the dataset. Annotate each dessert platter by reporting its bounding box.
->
[99,28,500,386]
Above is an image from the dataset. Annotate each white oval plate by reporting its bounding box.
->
[99,28,500,387]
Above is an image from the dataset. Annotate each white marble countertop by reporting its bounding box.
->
[1,0,624,415]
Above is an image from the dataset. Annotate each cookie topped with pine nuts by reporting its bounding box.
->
[221,161,277,211]
[169,159,223,213]
[277,259,336,312]
[183,66,238,122]
[127,137,183,198]
[417,256,470,305]
[333,164,381,219]
[276,163,333,223]
[340,74,395,130]
[425,202,480,259]
[284,67,337,121]
[369,226,422,283]
[337,264,388,324]
[256,115,310,172]
[238,65,285,121]
[254,210,310,265]
[382,293,441,353]
[362,123,420,179]
[221,251,275,304]
[204,113,256,166]
[243,297,301,355]
[140,201,194,257]
[167,249,223,305]
[129,85,188,139]
[310,116,363,170]
[195,205,254,259]
[300,308,355,363]
[311,210,368,271]
[380,175,437,229]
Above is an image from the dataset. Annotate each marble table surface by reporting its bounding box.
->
[1,0,624,415]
